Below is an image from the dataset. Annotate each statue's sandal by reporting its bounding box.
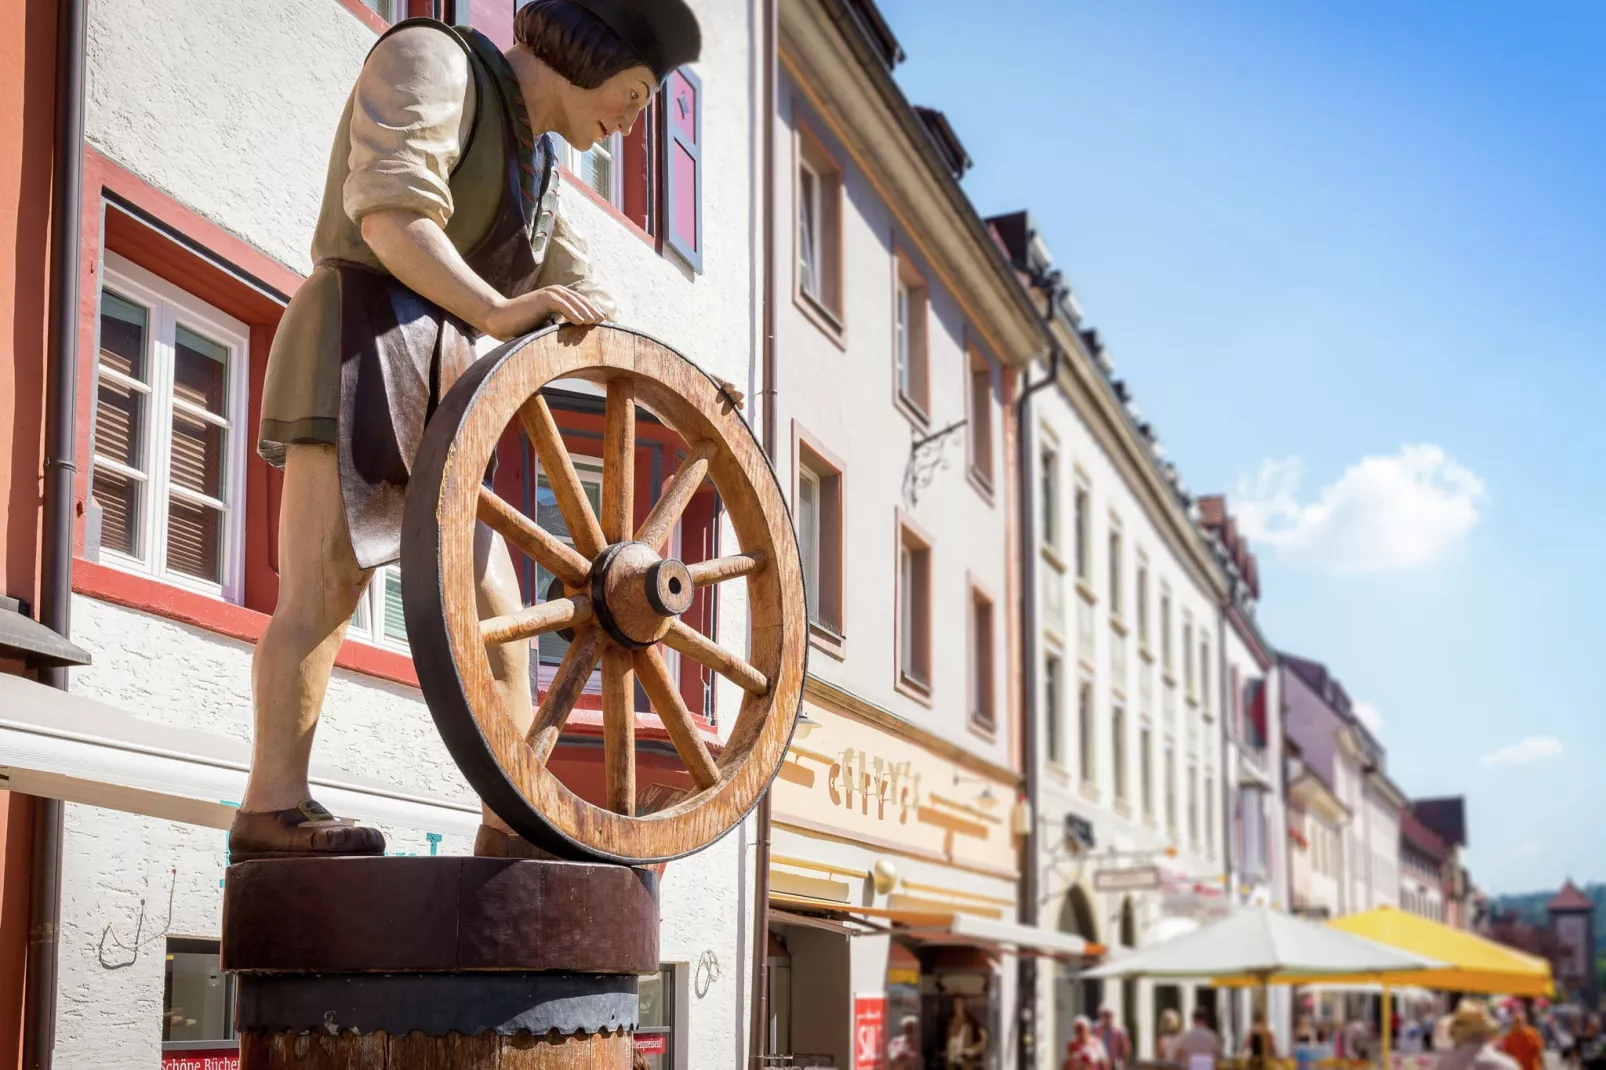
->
[228,799,386,861]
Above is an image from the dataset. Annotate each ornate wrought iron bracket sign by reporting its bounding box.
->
[902,418,967,505]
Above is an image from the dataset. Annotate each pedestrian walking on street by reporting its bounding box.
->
[1244,1011,1280,1068]
[1500,1003,1546,1070]
[1570,1015,1606,1070]
[1065,1015,1112,1070]
[1097,1006,1134,1069]
[1175,1008,1223,1063]
[1157,1009,1185,1064]
[888,1015,922,1070]
[1440,999,1523,1070]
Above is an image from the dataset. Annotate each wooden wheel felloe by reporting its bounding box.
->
[402,325,807,864]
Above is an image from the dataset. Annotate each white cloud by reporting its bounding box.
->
[1480,736,1563,766]
[1352,701,1383,735]
[1233,445,1486,573]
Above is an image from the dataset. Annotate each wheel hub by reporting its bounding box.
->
[587,541,693,650]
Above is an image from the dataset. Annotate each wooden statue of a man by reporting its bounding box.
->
[231,0,702,860]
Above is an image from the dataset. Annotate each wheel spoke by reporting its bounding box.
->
[635,439,718,553]
[527,628,603,763]
[633,647,720,791]
[480,595,593,645]
[601,378,636,544]
[478,486,591,587]
[687,551,768,588]
[601,647,637,815]
[662,619,770,696]
[519,395,607,559]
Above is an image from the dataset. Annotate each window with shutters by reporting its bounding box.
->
[795,124,843,334]
[348,566,409,652]
[966,347,994,492]
[795,434,844,641]
[1045,648,1065,767]
[1077,677,1094,785]
[893,254,930,419]
[969,584,996,732]
[90,256,250,603]
[1112,702,1127,803]
[895,515,932,699]
[1139,724,1154,820]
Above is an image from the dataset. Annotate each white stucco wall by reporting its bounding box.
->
[769,72,1015,773]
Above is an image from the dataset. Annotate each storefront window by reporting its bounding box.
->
[637,967,676,1069]
[163,938,235,1044]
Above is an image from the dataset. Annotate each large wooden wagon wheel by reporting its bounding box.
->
[402,325,806,865]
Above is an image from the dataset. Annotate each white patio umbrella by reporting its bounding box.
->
[1082,907,1442,983]
[1082,906,1443,1056]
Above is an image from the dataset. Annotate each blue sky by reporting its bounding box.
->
[877,0,1606,894]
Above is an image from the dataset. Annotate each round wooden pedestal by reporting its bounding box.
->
[222,857,658,1069]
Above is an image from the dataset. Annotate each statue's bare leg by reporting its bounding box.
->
[233,443,384,858]
[472,522,551,856]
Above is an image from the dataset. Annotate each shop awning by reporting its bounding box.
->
[768,892,1100,960]
[0,673,479,837]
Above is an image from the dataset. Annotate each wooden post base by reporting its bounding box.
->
[222,857,659,1070]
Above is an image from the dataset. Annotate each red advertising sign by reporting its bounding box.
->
[161,1051,240,1070]
[853,993,887,1070]
[634,1032,669,1055]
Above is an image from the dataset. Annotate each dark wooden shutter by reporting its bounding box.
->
[663,67,703,272]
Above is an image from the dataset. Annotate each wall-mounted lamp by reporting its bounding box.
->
[953,771,1000,810]
[793,710,821,741]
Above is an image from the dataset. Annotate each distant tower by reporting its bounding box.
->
[1548,881,1598,1009]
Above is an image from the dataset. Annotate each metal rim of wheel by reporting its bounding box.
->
[402,324,807,864]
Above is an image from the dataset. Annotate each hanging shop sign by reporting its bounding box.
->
[1093,865,1161,893]
[853,993,887,1070]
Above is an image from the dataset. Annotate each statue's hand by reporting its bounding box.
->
[484,285,605,340]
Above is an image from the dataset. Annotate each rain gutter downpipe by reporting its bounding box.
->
[747,0,778,1063]
[1015,264,1063,1070]
[26,0,88,1064]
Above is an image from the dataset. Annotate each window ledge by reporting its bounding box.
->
[73,558,420,689]
[1113,798,1132,819]
[808,620,846,660]
[1162,669,1178,688]
[1075,579,1097,605]
[1046,762,1071,787]
[967,714,997,742]
[966,466,996,507]
[1109,614,1129,637]
[1040,543,1068,573]
[894,672,933,707]
[1078,779,1100,804]
[1143,813,1158,830]
[1185,694,1199,710]
[795,289,846,350]
[893,390,931,431]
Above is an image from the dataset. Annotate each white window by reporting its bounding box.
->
[1045,650,1064,765]
[562,133,625,209]
[1140,725,1153,817]
[1040,444,1060,549]
[797,466,821,623]
[91,255,249,602]
[534,455,605,668]
[359,0,402,23]
[798,160,823,302]
[348,566,408,651]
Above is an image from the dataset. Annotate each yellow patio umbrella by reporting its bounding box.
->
[1327,906,1554,997]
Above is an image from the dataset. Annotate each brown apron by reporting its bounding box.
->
[333,27,555,571]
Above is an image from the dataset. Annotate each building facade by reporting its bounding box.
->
[1399,812,1449,922]
[0,0,762,1066]
[1198,494,1289,1051]
[989,212,1236,1067]
[758,0,1053,1065]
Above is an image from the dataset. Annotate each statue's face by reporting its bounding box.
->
[561,65,657,150]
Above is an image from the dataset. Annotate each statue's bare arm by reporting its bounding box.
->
[360,209,604,339]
